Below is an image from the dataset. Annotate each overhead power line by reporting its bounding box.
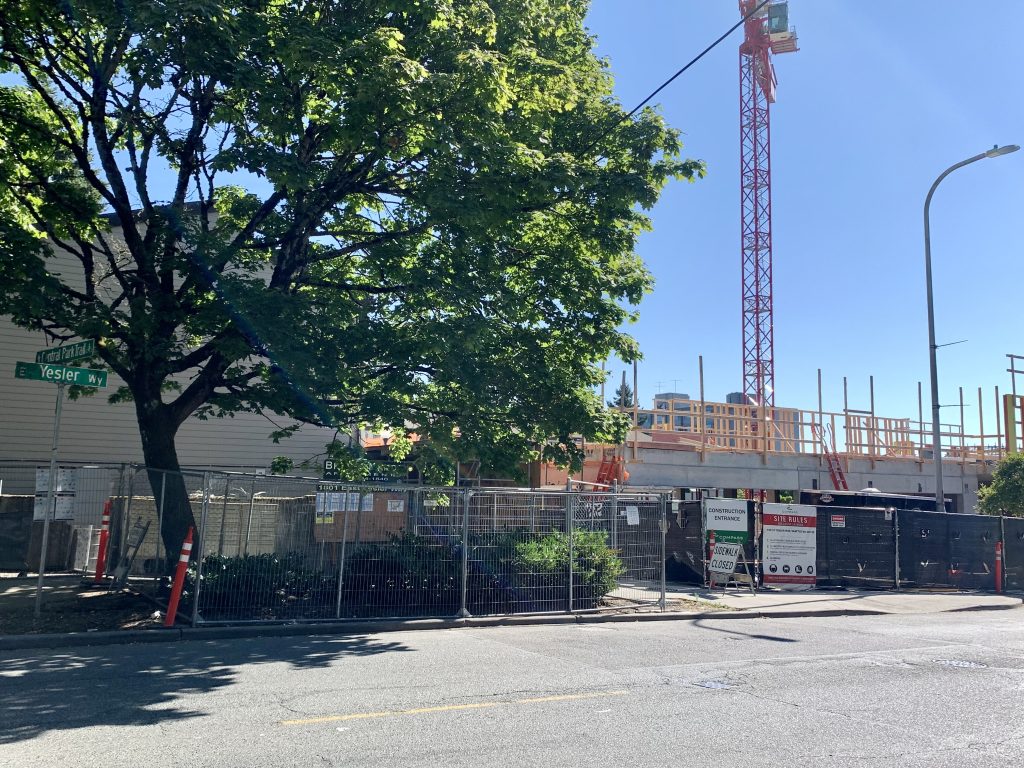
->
[589,0,769,152]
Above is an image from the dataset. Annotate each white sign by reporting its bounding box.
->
[33,494,74,521]
[33,467,77,521]
[387,499,405,513]
[762,503,817,590]
[625,505,639,526]
[35,467,77,494]
[702,498,749,545]
[709,542,742,579]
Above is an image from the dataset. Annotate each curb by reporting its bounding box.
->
[0,627,183,651]
[1,600,1020,652]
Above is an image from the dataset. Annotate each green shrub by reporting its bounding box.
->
[513,530,624,607]
[185,530,625,620]
[186,552,335,619]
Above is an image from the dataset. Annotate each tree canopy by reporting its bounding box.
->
[977,453,1024,517]
[0,1,702,551]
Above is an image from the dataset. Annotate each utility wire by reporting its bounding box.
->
[587,0,769,152]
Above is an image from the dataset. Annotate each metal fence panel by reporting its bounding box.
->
[340,487,464,619]
[182,482,669,623]
[464,490,569,615]
[0,461,126,574]
[589,495,667,610]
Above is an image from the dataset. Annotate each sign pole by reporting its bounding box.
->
[34,382,65,619]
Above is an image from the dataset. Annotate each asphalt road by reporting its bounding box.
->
[1,611,1022,767]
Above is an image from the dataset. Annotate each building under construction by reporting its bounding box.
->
[541,365,1024,515]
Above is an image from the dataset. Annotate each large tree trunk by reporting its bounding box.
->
[135,402,197,572]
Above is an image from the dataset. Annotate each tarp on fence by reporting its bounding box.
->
[897,511,1001,590]
[815,506,895,589]
[1004,516,1024,591]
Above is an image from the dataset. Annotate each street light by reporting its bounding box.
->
[924,144,1019,513]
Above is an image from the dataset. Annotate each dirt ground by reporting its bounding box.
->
[0,576,162,635]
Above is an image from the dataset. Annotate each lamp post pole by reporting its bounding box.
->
[924,144,1019,512]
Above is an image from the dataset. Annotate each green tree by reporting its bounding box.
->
[0,1,702,559]
[607,382,635,409]
[977,453,1024,516]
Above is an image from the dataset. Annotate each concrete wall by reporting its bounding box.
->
[625,449,982,512]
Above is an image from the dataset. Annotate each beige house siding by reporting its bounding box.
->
[2,218,341,469]
[0,317,336,469]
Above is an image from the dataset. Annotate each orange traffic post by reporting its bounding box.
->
[93,500,112,583]
[164,527,194,628]
[995,541,1004,594]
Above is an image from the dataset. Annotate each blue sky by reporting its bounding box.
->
[586,1,1023,436]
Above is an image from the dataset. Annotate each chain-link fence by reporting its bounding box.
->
[181,481,668,624]
[10,464,1019,623]
[0,461,129,576]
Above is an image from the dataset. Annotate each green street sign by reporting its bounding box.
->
[35,340,95,365]
[15,361,108,388]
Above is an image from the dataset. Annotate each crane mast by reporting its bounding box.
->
[739,1,797,420]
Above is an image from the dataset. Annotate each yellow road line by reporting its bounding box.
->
[282,702,500,726]
[281,690,628,727]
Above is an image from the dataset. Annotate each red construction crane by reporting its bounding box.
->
[739,1,797,418]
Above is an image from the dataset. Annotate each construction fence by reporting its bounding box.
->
[0,462,670,623]
[664,499,1024,592]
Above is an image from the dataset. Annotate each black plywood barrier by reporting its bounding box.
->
[664,500,705,584]
[1004,517,1024,591]
[897,511,1002,590]
[946,514,1001,591]
[816,507,895,589]
[665,499,755,585]
[898,510,951,587]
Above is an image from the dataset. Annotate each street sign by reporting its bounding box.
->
[15,361,108,388]
[35,340,95,365]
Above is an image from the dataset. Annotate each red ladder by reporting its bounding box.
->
[812,423,848,491]
[595,453,623,489]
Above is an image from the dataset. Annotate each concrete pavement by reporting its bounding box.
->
[1,586,1018,651]
[1,611,1022,767]
[684,587,1024,615]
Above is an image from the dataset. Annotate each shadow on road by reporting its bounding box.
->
[0,633,413,744]
[691,618,798,644]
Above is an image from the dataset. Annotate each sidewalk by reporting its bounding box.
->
[1,582,1019,652]
[682,586,1023,616]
